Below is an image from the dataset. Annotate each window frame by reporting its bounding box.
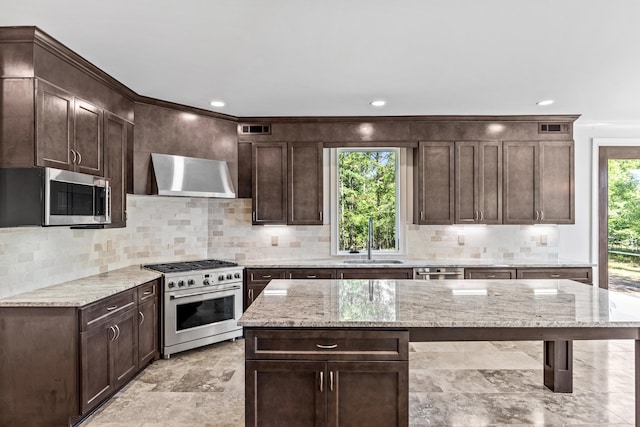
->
[330,147,403,256]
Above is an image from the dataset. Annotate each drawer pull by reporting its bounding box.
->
[550,274,560,278]
[307,275,317,279]
[143,290,152,296]
[329,371,334,392]
[261,275,272,279]
[319,371,324,392]
[316,344,338,350]
[487,275,496,278]
[106,305,118,311]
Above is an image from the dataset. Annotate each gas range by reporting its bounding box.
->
[144,259,243,292]
[143,259,244,358]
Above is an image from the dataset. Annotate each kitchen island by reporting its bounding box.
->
[239,278,640,426]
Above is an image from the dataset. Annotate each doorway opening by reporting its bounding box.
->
[599,146,640,294]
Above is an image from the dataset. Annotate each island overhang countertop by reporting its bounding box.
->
[238,278,640,329]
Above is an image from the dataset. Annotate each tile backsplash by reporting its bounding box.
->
[0,195,559,298]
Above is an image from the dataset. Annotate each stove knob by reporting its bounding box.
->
[168,281,175,289]
[203,279,210,286]
[178,280,185,287]
[218,275,225,281]
[226,273,233,280]
[188,279,195,286]
[234,272,241,279]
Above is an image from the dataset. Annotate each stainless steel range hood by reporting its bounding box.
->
[151,153,236,198]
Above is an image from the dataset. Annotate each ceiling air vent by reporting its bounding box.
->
[239,124,271,135]
[538,123,570,134]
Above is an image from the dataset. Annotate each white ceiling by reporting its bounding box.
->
[1,0,639,124]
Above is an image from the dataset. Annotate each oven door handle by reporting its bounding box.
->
[169,286,241,300]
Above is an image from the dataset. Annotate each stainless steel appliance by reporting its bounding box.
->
[413,267,465,280]
[144,259,243,358]
[0,167,110,227]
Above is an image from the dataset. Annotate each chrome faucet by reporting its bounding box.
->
[367,217,374,260]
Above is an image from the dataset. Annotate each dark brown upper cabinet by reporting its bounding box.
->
[252,142,288,224]
[414,141,454,225]
[455,141,502,224]
[251,142,323,225]
[103,112,129,228]
[36,80,103,176]
[288,142,323,225]
[503,140,574,224]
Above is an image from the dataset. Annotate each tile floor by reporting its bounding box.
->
[80,339,636,426]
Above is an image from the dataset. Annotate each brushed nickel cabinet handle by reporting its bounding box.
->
[139,311,145,325]
[307,275,317,279]
[535,210,540,221]
[329,371,334,392]
[540,210,544,221]
[319,371,324,392]
[474,210,478,221]
[76,151,82,165]
[316,344,338,349]
[480,210,484,221]
[319,211,323,221]
[550,274,560,278]
[70,150,77,164]
[143,290,152,296]
[109,326,116,341]
[114,324,121,341]
[106,305,118,311]
[487,275,496,278]
[262,275,272,279]
[252,211,256,222]
[420,211,424,221]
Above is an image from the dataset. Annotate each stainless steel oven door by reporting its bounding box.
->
[164,284,242,348]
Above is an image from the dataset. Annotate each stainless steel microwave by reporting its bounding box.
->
[0,167,110,227]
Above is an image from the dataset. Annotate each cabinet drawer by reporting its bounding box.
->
[137,279,159,304]
[80,289,136,331]
[464,268,516,279]
[516,267,592,284]
[247,269,286,284]
[245,329,409,361]
[286,269,336,279]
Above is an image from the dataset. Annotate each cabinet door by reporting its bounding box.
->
[104,112,128,227]
[288,142,323,225]
[80,322,113,414]
[74,99,103,176]
[111,308,139,389]
[252,143,287,224]
[138,299,158,366]
[337,268,413,279]
[327,361,408,427]
[539,141,574,224]
[36,80,74,170]
[503,141,538,224]
[455,141,479,224]
[478,141,502,224]
[415,141,454,224]
[245,360,326,427]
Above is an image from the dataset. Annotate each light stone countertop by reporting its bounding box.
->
[0,265,162,308]
[241,258,594,268]
[238,279,640,328]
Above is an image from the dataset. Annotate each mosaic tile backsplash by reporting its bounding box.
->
[0,195,558,298]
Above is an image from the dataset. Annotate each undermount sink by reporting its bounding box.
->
[343,259,404,264]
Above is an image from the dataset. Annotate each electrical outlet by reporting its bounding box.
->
[540,234,547,245]
[458,234,465,245]
[271,235,278,246]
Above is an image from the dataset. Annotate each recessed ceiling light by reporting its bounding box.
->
[536,99,555,106]
[210,100,225,108]
[370,100,386,107]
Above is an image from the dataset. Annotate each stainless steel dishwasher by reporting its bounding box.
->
[413,267,465,280]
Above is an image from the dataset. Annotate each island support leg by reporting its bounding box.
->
[636,339,639,425]
[543,340,573,393]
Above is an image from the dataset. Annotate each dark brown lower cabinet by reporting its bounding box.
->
[80,307,138,414]
[0,279,159,426]
[245,329,409,427]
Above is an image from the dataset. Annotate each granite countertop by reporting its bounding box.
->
[241,258,594,268]
[0,265,162,308]
[238,278,640,328]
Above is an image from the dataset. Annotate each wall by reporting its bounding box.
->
[0,194,561,299]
